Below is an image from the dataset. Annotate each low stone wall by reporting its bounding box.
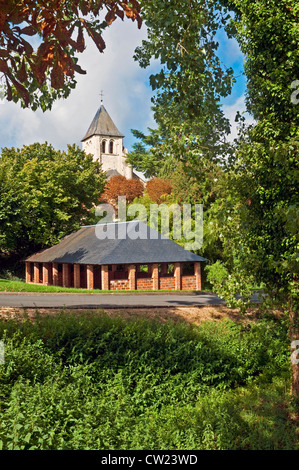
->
[159,276,175,290]
[182,275,196,290]
[109,279,130,290]
[136,278,153,290]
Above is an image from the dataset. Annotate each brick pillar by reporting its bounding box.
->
[25,262,31,283]
[194,262,202,291]
[52,263,59,286]
[101,265,109,290]
[74,264,80,288]
[174,263,182,290]
[33,263,39,284]
[62,263,70,288]
[48,263,53,285]
[87,265,94,290]
[128,265,136,290]
[42,263,50,285]
[152,263,159,290]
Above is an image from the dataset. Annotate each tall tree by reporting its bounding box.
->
[129,0,235,176]
[0,0,141,110]
[225,0,299,398]
[130,0,299,398]
[0,142,106,257]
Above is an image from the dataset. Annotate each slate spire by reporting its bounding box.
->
[81,104,124,142]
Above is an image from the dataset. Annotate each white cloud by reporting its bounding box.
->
[222,94,254,141]
[0,19,250,153]
[0,19,155,152]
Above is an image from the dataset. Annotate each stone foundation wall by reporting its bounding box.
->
[159,276,175,290]
[136,278,153,290]
[182,275,197,290]
[110,279,130,290]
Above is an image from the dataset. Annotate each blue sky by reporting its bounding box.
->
[0,17,250,153]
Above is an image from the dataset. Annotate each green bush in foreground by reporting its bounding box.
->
[0,311,296,450]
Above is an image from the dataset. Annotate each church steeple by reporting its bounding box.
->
[81,99,133,179]
[81,104,124,142]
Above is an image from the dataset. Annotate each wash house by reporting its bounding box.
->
[25,221,207,291]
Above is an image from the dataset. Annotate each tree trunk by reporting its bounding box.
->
[289,307,299,400]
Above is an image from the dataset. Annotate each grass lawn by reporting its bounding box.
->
[0,278,203,294]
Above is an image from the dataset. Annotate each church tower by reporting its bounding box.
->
[81,102,133,179]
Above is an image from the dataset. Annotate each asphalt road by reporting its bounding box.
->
[0,292,225,309]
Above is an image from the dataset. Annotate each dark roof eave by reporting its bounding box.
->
[25,222,208,265]
[81,132,125,142]
[25,258,208,265]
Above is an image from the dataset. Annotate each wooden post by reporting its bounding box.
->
[33,263,39,284]
[25,262,31,283]
[42,263,50,285]
[152,263,159,290]
[52,263,59,286]
[174,263,181,291]
[62,263,70,288]
[101,265,109,290]
[194,262,201,291]
[87,265,94,290]
[128,265,136,290]
[74,264,80,288]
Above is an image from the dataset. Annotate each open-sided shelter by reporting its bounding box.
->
[25,221,207,291]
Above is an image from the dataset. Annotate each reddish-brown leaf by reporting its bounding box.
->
[16,59,27,82]
[80,2,90,16]
[9,73,30,106]
[54,24,74,48]
[82,20,105,52]
[74,63,86,74]
[0,10,5,32]
[15,82,30,106]
[30,58,47,85]
[5,77,12,101]
[37,41,55,64]
[31,9,39,27]
[41,19,56,39]
[116,10,124,20]
[51,62,65,89]
[0,58,9,73]
[20,25,36,36]
[105,9,116,25]
[120,0,142,27]
[57,51,74,77]
[76,25,85,52]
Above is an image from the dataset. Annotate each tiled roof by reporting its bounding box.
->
[26,221,207,265]
[81,104,124,141]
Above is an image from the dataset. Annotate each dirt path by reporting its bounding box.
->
[0,305,272,325]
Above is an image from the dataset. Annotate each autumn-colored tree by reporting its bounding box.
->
[145,177,173,204]
[0,0,141,110]
[101,175,144,206]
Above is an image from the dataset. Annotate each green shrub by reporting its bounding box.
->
[205,261,255,313]
[205,260,229,286]
[0,311,296,450]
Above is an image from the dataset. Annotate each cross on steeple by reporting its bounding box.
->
[100,90,104,104]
